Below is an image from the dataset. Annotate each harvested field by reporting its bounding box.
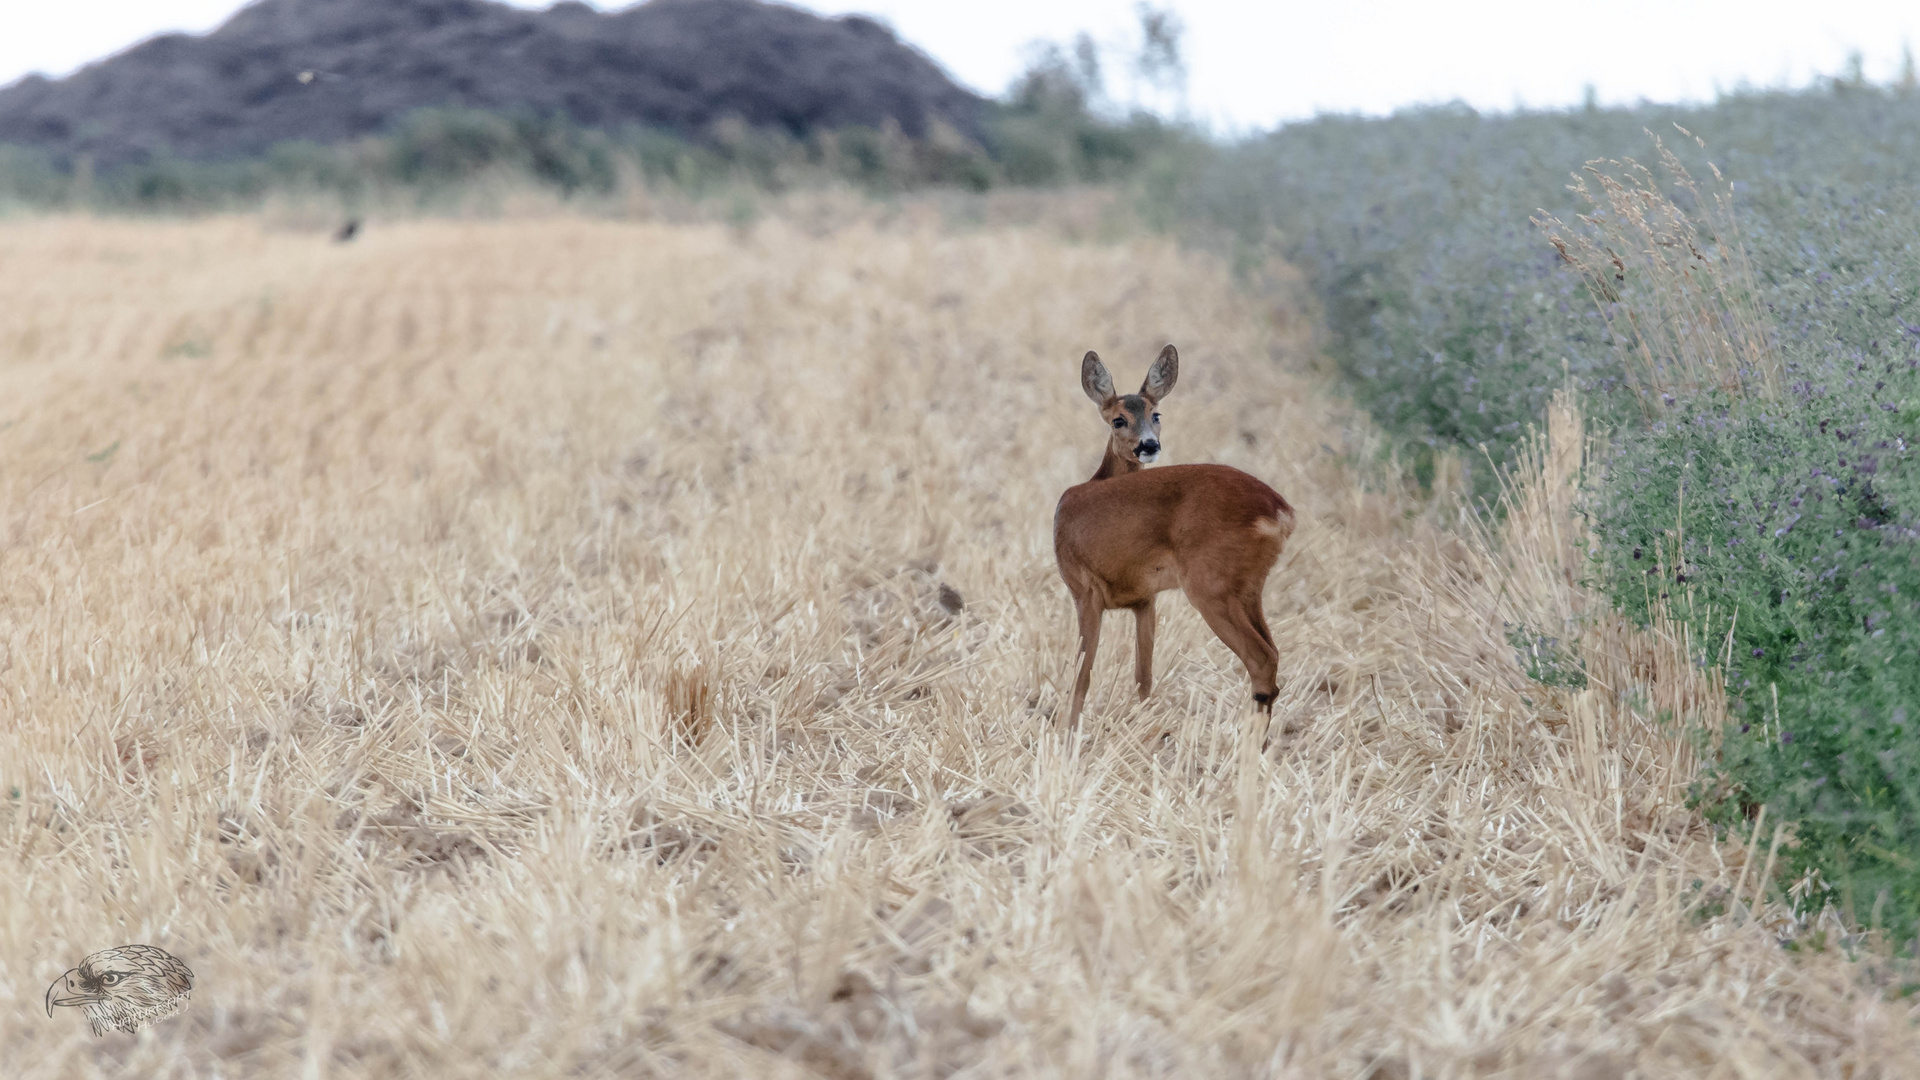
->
[1,213,1914,1077]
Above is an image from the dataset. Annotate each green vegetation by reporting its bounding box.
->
[1580,161,1920,935]
[1596,380,1920,935]
[0,108,1003,212]
[1176,81,1920,491]
[1178,77,1920,942]
[0,89,1196,214]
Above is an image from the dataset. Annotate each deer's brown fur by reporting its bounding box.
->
[1053,344,1295,726]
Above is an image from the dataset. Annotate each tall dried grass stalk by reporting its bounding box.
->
[1535,131,1781,407]
[1487,387,1723,823]
[0,213,1911,1077]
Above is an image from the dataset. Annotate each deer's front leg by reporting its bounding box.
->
[1067,590,1103,726]
[1132,596,1156,700]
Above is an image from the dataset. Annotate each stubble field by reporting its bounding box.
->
[1,210,1915,1077]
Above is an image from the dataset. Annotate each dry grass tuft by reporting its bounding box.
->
[1536,131,1781,407]
[1,212,1914,1077]
[662,663,718,748]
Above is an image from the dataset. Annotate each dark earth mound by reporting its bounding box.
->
[0,0,984,168]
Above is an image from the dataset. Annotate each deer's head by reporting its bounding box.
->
[1082,344,1179,466]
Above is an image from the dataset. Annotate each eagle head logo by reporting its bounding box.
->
[46,945,194,1036]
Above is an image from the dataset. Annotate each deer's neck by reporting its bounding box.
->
[1090,445,1142,482]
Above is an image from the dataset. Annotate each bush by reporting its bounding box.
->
[381,109,618,195]
[1171,78,1920,937]
[1553,142,1920,940]
[0,105,1014,213]
[0,144,68,208]
[1594,374,1920,934]
[1174,85,1920,494]
[984,91,1189,188]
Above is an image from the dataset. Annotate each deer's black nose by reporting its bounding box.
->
[1137,439,1160,456]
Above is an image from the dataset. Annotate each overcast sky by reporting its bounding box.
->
[3,0,1919,133]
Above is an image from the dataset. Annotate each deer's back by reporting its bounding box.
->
[1054,464,1292,603]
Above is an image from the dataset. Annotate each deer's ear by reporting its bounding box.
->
[1081,351,1116,405]
[1140,344,1178,402]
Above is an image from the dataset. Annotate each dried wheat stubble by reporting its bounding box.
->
[0,213,1910,1077]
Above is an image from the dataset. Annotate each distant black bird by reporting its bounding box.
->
[46,944,194,1036]
[937,583,964,615]
[333,218,360,243]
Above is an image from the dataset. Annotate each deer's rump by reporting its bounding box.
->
[1054,464,1293,609]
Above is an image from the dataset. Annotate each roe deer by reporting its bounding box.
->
[1053,344,1295,726]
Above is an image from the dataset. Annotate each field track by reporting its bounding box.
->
[2,214,1915,1077]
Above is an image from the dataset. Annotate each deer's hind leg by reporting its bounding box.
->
[1186,566,1281,713]
[1235,583,1281,710]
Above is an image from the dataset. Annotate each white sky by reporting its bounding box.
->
[2,0,1918,133]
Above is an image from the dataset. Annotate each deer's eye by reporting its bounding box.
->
[1111,417,1126,429]
[1151,413,1160,423]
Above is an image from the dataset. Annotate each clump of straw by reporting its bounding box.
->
[1534,128,1780,408]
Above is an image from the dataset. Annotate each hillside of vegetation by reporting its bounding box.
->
[1185,82,1920,487]
[0,0,984,169]
[4,210,1915,1076]
[0,5,1196,209]
[1176,79,1920,945]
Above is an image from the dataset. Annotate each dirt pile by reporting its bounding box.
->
[0,0,984,168]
